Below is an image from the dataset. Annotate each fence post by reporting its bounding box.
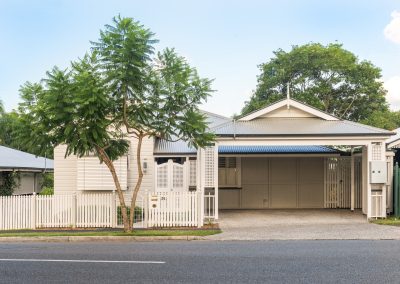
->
[72,193,77,228]
[395,163,399,217]
[144,190,148,228]
[31,193,36,229]
[197,191,202,228]
[111,191,116,228]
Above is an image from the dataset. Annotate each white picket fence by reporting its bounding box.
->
[0,191,207,230]
[147,192,200,227]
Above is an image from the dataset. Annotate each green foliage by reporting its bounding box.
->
[242,43,388,122]
[117,206,143,222]
[18,53,129,161]
[92,16,215,148]
[39,187,54,195]
[41,173,54,189]
[0,172,19,196]
[361,110,400,130]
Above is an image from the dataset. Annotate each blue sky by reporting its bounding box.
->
[1,0,399,116]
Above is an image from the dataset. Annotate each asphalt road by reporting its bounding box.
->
[0,240,400,283]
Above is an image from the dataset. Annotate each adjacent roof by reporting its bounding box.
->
[387,127,400,148]
[213,118,393,137]
[201,110,231,129]
[218,145,340,154]
[0,146,54,171]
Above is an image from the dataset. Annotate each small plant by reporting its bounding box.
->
[117,206,143,223]
[39,186,54,195]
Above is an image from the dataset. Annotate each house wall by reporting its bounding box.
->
[54,145,77,195]
[54,137,155,196]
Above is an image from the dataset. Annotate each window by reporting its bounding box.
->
[218,157,240,187]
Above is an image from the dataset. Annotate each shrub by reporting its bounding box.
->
[39,186,54,195]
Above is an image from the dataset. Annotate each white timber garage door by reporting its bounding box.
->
[221,157,325,209]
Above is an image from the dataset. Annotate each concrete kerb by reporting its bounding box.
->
[0,235,208,242]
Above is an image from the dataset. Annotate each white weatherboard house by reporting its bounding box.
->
[54,98,395,221]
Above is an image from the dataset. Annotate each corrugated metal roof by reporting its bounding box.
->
[218,145,340,154]
[213,118,393,136]
[154,139,196,155]
[0,146,54,171]
[201,110,231,129]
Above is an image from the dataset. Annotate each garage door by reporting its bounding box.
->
[239,157,324,209]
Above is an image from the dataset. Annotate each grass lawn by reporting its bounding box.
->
[370,216,400,226]
[0,229,221,238]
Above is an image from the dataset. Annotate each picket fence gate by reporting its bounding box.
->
[147,192,200,227]
[0,191,206,230]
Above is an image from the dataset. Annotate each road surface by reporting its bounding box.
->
[0,240,399,283]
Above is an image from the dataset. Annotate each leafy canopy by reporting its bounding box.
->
[92,16,214,147]
[18,53,129,161]
[242,43,388,122]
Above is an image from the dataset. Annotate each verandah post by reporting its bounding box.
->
[396,162,399,217]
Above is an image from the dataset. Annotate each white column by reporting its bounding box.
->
[381,143,387,218]
[350,148,355,211]
[361,145,368,215]
[214,144,219,220]
[367,143,372,218]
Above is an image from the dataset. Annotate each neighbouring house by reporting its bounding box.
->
[0,146,54,195]
[54,98,395,219]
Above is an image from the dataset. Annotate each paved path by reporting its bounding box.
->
[208,209,400,240]
[1,240,400,283]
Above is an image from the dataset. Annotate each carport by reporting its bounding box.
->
[197,98,394,220]
[217,146,361,210]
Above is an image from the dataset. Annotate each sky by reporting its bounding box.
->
[0,0,399,117]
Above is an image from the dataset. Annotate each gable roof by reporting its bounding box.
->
[0,146,54,171]
[239,98,339,121]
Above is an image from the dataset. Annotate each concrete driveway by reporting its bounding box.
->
[208,209,400,240]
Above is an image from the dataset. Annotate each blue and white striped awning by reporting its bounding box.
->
[218,145,339,154]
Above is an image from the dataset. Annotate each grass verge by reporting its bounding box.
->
[0,229,221,238]
[370,216,400,226]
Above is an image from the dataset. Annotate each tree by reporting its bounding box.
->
[18,54,132,231]
[361,110,400,130]
[19,16,214,232]
[92,17,214,230]
[242,43,389,122]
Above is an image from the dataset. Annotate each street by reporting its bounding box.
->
[0,240,399,283]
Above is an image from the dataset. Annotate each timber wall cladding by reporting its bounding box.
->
[221,157,326,209]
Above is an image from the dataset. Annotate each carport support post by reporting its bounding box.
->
[395,162,399,217]
[350,148,355,211]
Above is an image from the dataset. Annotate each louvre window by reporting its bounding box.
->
[218,157,239,187]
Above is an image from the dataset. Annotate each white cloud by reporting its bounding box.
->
[384,10,400,44]
[384,76,400,111]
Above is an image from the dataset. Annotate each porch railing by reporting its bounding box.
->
[204,192,215,220]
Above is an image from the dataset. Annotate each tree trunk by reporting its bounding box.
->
[96,146,131,232]
[130,135,144,230]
